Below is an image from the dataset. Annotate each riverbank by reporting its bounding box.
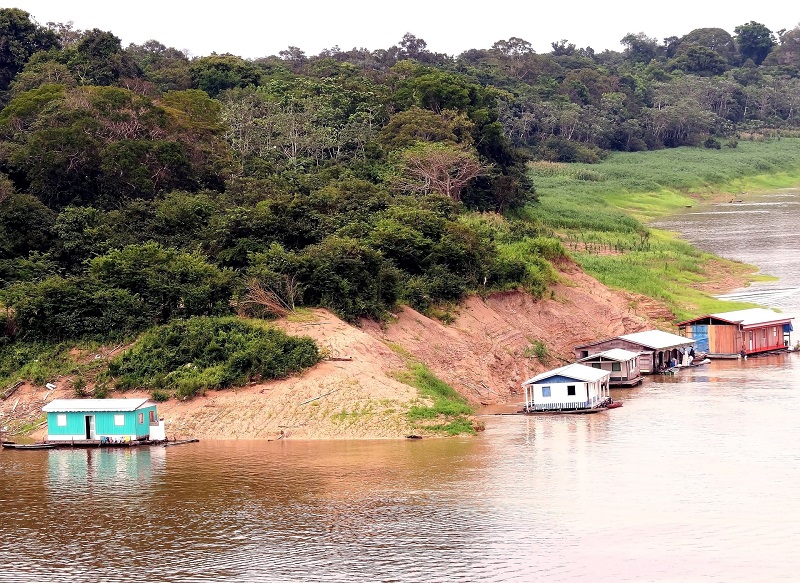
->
[4,142,800,440]
[523,139,800,321]
[3,260,661,441]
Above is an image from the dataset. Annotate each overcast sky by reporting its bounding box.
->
[9,1,797,59]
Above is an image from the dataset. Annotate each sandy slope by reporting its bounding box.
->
[1,262,675,440]
[361,261,666,405]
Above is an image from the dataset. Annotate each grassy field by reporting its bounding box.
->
[520,139,800,321]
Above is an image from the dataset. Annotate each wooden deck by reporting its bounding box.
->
[611,377,643,387]
[44,439,167,448]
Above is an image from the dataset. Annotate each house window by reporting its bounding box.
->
[774,327,777,337]
[56,414,67,427]
[591,363,601,369]
[612,362,621,372]
[149,410,156,423]
[541,386,551,397]
[138,413,144,424]
[580,350,589,358]
[567,385,576,396]
[114,414,125,426]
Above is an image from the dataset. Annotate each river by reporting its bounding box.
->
[1,191,799,582]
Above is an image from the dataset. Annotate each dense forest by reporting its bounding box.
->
[1,8,799,360]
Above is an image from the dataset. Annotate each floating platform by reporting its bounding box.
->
[611,377,643,387]
[3,438,199,450]
[521,407,606,416]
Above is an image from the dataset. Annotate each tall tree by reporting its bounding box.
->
[621,32,661,64]
[0,8,59,93]
[391,142,487,202]
[735,21,776,65]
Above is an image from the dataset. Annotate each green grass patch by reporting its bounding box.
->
[394,361,475,436]
[331,402,375,424]
[105,316,320,399]
[523,340,550,364]
[523,140,800,320]
[0,340,109,389]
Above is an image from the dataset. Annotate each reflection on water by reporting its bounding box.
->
[2,357,800,582]
[2,192,800,582]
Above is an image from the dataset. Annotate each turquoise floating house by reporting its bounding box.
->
[42,399,164,443]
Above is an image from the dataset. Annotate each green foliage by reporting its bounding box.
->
[396,361,475,435]
[0,194,55,259]
[1,242,233,342]
[150,389,170,402]
[734,21,776,65]
[0,340,105,389]
[71,375,87,397]
[0,8,59,92]
[3,276,149,342]
[299,236,401,321]
[524,340,550,364]
[67,29,139,85]
[527,141,800,319]
[1,86,228,207]
[106,317,320,398]
[189,55,261,97]
[92,382,109,398]
[89,242,233,322]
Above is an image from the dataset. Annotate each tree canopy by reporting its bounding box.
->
[0,12,798,351]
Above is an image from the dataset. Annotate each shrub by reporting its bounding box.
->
[106,317,320,398]
[92,383,109,399]
[150,389,171,402]
[523,340,550,364]
[71,376,87,397]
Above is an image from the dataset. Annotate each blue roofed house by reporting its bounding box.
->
[521,363,611,412]
[42,399,165,443]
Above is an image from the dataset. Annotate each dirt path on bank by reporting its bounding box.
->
[1,261,684,441]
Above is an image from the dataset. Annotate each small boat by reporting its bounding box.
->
[2,442,58,450]
[605,401,623,409]
[675,358,711,369]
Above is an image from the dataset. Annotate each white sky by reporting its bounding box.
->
[9,1,797,59]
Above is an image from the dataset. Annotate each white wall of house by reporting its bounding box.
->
[589,358,638,379]
[525,379,608,410]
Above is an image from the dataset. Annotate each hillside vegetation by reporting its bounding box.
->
[2,9,800,402]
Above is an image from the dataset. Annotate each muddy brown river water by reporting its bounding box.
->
[1,190,799,582]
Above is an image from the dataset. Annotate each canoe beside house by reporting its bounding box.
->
[41,398,167,445]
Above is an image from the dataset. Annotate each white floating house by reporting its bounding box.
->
[521,363,611,412]
[577,348,642,387]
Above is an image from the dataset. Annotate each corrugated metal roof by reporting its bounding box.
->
[43,398,151,413]
[618,330,695,350]
[677,308,794,327]
[523,363,611,385]
[578,348,641,362]
[710,308,793,327]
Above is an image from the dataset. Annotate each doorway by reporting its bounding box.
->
[84,415,95,440]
